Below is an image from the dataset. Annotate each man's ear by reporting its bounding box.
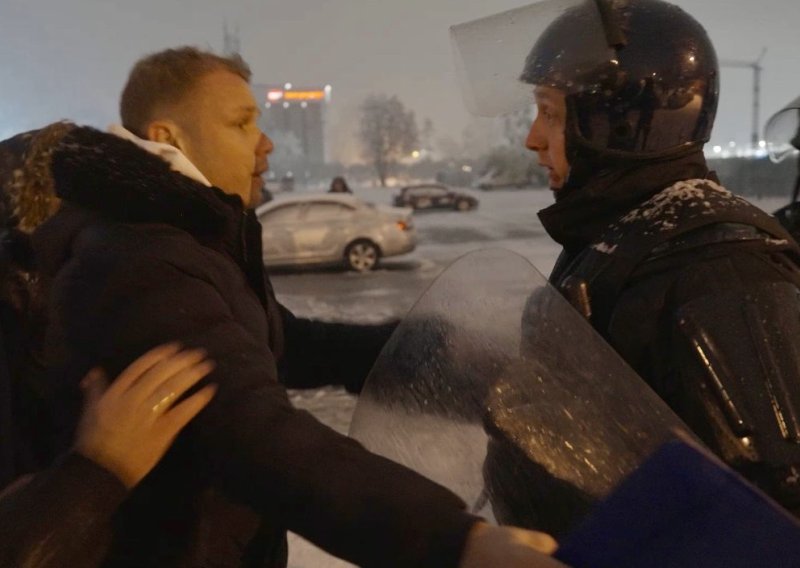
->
[145,120,183,149]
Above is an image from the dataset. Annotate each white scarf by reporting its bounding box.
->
[107,124,212,187]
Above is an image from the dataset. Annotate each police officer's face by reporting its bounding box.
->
[526,87,570,191]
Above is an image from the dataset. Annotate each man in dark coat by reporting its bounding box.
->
[31,48,560,567]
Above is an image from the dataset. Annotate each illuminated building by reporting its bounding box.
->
[253,84,332,164]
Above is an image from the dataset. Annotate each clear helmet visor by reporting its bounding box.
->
[449,0,614,118]
[450,0,719,157]
[765,96,800,164]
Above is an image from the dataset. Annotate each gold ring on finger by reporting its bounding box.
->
[151,391,178,414]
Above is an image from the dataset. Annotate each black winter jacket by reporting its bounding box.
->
[0,453,127,568]
[32,127,478,568]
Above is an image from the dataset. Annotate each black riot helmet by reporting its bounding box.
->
[524,0,719,160]
[452,0,719,161]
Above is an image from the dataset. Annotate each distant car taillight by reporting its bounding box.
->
[396,220,412,231]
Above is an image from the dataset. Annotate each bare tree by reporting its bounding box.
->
[421,117,435,153]
[480,107,546,188]
[502,106,535,147]
[358,95,418,187]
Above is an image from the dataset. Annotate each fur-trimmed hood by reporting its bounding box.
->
[50,126,242,238]
[1,124,244,241]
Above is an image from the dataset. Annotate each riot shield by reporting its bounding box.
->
[765,95,800,164]
[349,249,693,536]
[449,0,612,118]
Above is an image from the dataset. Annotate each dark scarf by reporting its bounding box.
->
[538,150,711,253]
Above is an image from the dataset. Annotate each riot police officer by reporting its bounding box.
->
[453,0,800,518]
[766,96,800,239]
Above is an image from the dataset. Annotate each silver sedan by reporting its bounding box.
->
[256,194,417,271]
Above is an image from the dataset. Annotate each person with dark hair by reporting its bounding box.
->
[0,128,218,567]
[328,176,352,194]
[0,123,79,488]
[30,47,560,568]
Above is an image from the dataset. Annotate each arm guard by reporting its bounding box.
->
[677,281,800,514]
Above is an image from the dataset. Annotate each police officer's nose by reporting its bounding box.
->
[526,122,546,153]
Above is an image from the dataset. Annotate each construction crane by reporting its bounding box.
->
[720,48,767,148]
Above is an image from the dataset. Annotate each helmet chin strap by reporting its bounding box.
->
[560,147,614,198]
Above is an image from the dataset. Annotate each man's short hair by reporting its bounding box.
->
[120,47,252,137]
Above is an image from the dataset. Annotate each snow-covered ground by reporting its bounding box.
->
[278,188,786,567]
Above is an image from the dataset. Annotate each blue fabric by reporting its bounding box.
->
[556,439,800,567]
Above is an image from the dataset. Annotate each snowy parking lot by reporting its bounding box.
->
[274,186,561,327]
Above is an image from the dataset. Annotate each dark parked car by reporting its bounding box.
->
[393,184,479,212]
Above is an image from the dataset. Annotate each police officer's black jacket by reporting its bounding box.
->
[539,150,800,514]
[30,127,478,568]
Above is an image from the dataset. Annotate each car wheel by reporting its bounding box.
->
[455,199,472,211]
[415,197,433,209]
[346,240,380,272]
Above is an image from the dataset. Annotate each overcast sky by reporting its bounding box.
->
[1,0,798,162]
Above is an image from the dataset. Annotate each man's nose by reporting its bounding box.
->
[257,132,274,156]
